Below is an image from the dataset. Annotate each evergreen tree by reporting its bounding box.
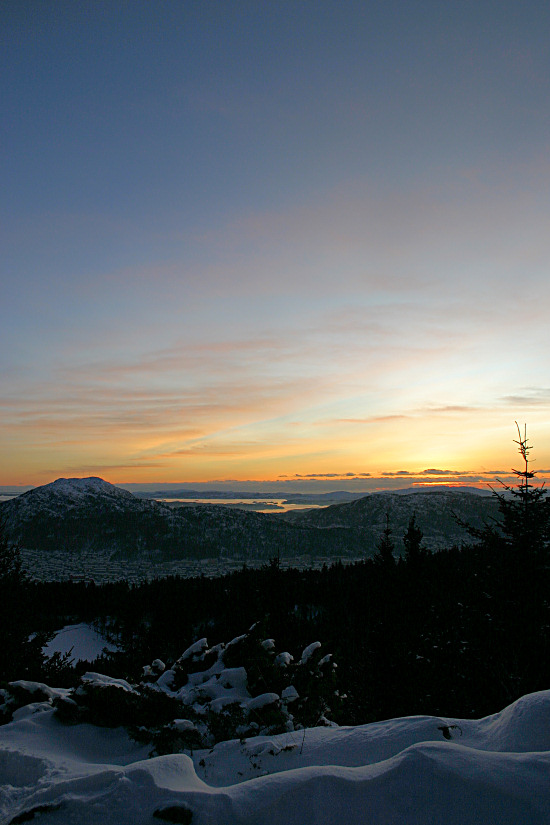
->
[0,516,43,681]
[403,512,425,563]
[374,513,396,567]
[492,423,550,562]
[454,424,550,564]
[0,514,23,584]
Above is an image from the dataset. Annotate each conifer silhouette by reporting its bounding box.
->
[403,512,425,563]
[492,423,550,561]
[374,512,396,566]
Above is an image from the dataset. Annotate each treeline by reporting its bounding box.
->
[11,532,550,723]
[5,502,369,559]
[27,508,370,558]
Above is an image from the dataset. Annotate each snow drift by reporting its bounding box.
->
[2,689,550,824]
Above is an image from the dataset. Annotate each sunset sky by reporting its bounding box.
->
[2,1,550,491]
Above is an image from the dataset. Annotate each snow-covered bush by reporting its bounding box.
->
[0,680,72,723]
[50,624,341,752]
[53,673,186,734]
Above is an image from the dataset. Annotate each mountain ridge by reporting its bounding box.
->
[279,489,500,551]
[1,477,500,561]
[0,477,363,560]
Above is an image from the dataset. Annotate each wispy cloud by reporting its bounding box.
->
[287,471,372,479]
[501,390,550,407]
[421,468,462,475]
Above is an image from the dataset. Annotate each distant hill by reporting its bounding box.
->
[279,489,500,552]
[385,485,493,497]
[133,488,363,505]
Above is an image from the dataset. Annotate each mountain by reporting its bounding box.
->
[5,477,142,514]
[1,477,174,556]
[279,489,500,552]
[1,478,500,561]
[0,477,364,560]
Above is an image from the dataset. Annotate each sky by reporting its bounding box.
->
[2,0,550,491]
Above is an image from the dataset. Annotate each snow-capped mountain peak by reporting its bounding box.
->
[1,476,149,525]
[40,477,133,501]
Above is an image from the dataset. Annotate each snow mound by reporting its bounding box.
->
[2,690,550,824]
[475,689,550,753]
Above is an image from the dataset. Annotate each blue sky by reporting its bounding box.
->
[2,1,550,488]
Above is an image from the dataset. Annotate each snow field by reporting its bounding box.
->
[42,624,119,664]
[2,690,550,824]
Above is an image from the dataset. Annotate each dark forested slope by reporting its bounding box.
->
[281,489,499,552]
[0,477,366,559]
